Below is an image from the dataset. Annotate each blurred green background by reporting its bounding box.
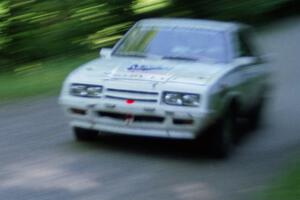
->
[1,0,299,71]
[0,0,299,100]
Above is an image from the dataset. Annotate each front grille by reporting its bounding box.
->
[105,88,159,103]
[98,111,165,123]
[107,88,158,95]
[105,95,157,103]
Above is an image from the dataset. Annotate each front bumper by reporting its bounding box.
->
[59,96,215,139]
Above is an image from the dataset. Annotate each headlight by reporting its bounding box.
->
[163,92,200,107]
[70,84,103,98]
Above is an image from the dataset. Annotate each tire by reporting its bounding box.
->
[211,109,237,158]
[73,127,98,142]
[247,96,265,130]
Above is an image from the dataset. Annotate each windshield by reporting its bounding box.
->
[113,26,228,63]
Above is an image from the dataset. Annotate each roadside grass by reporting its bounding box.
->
[262,159,300,200]
[0,53,97,102]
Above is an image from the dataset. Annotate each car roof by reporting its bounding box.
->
[136,18,248,32]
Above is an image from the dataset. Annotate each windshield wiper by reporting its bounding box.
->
[162,55,198,61]
[114,52,147,58]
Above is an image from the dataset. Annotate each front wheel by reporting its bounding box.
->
[247,96,266,130]
[73,127,98,142]
[211,110,237,158]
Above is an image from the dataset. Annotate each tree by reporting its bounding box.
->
[0,0,11,69]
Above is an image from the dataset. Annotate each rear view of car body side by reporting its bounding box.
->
[59,19,271,157]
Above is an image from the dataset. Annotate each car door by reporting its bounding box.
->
[235,29,266,109]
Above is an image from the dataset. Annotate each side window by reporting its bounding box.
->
[237,31,254,57]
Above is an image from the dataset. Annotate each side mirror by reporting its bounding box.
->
[99,48,112,58]
[235,56,257,65]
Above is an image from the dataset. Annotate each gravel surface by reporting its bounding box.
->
[0,17,300,200]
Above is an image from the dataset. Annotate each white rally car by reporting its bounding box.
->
[59,19,270,157]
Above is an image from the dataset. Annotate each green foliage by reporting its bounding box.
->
[0,53,97,101]
[0,0,11,67]
[0,1,10,48]
[262,159,300,200]
[0,0,297,72]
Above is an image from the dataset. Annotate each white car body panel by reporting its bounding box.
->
[59,19,270,140]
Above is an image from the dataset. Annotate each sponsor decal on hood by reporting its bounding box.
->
[107,64,174,82]
[77,58,224,85]
[127,64,172,72]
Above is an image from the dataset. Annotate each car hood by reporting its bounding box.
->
[72,57,227,86]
